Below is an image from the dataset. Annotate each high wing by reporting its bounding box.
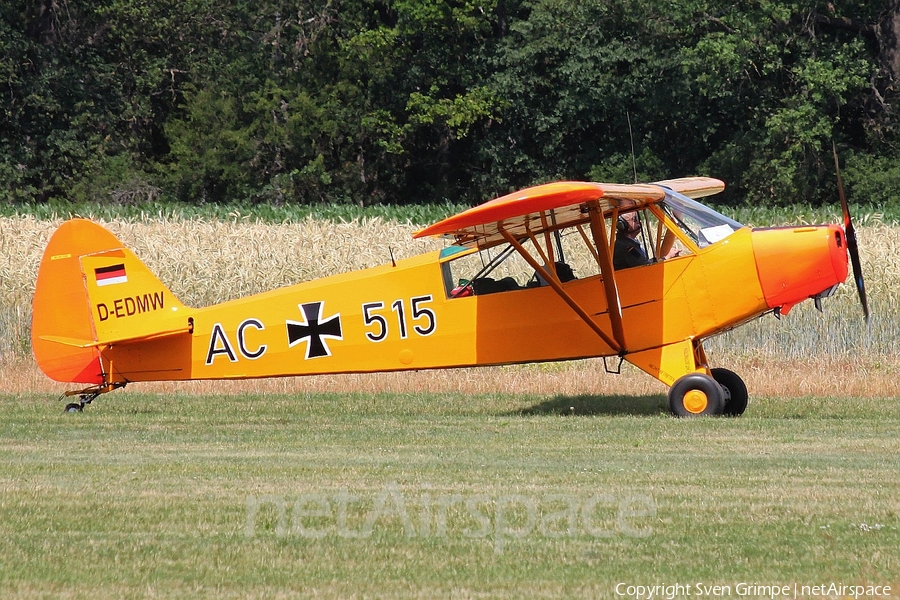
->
[413,177,724,249]
[414,176,726,356]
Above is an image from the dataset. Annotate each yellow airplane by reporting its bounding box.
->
[31,173,868,416]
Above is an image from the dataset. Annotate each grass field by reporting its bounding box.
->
[1,388,899,598]
[1,214,899,597]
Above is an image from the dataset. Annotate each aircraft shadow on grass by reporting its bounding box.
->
[516,394,668,417]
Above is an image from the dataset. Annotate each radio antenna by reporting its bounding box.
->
[627,111,638,183]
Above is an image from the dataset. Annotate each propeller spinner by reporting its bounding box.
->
[833,144,870,323]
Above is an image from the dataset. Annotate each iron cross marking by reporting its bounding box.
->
[286,302,343,359]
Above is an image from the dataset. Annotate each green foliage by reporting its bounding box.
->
[163,87,259,203]
[2,0,899,208]
[842,150,900,210]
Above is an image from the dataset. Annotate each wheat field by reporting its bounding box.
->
[1,215,898,399]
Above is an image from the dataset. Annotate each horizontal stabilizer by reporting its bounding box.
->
[40,323,193,349]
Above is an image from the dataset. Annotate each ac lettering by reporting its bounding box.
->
[96,291,165,321]
[205,319,269,365]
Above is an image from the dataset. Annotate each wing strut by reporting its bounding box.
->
[499,228,622,353]
[586,201,628,352]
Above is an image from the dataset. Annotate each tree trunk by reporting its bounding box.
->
[878,0,900,84]
[26,0,58,45]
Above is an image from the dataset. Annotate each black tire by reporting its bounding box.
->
[64,402,83,413]
[668,373,725,417]
[711,367,748,416]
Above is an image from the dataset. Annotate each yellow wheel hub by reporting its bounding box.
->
[683,390,709,414]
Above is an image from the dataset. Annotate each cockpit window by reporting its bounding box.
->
[440,226,598,298]
[660,190,744,248]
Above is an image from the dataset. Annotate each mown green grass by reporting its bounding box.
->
[1,391,898,598]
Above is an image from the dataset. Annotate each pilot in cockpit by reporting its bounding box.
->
[614,211,680,269]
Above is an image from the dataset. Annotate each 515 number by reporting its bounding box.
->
[362,295,436,342]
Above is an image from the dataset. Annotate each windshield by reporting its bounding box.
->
[660,190,744,248]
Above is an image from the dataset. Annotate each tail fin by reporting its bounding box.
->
[32,219,189,384]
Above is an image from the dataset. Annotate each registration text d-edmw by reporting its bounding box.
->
[96,291,165,321]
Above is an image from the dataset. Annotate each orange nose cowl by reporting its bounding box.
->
[752,225,849,311]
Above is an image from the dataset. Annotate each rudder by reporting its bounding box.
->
[32,219,188,384]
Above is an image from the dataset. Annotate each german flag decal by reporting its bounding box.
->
[95,263,128,286]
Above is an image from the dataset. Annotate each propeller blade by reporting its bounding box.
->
[832,144,870,323]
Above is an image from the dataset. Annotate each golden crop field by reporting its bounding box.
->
[1,215,898,398]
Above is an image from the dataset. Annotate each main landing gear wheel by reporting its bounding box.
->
[711,367,748,416]
[668,373,725,417]
[64,403,83,413]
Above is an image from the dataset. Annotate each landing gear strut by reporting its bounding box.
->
[60,382,126,413]
[63,391,99,413]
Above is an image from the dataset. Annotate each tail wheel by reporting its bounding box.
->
[711,367,748,416]
[668,373,725,417]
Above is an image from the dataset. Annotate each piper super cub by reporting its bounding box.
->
[32,169,868,416]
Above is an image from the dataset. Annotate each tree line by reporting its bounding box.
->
[3,0,900,208]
